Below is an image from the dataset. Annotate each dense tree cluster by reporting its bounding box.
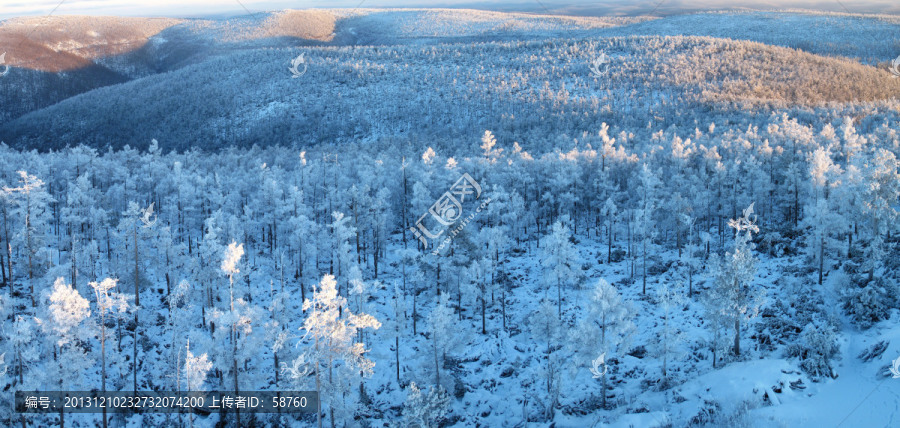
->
[0,105,896,424]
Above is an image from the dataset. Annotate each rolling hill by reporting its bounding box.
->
[1,9,899,151]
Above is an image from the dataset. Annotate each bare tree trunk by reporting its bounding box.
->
[229,275,240,426]
[433,335,441,387]
[557,276,562,318]
[607,219,612,264]
[712,333,718,369]
[133,226,140,393]
[481,292,486,335]
[315,336,322,428]
[601,371,608,409]
[26,191,34,307]
[101,317,108,428]
[818,235,824,285]
[642,239,647,295]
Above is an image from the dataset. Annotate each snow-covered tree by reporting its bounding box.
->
[568,278,634,408]
[705,204,765,357]
[529,297,562,419]
[679,213,702,296]
[654,282,685,385]
[540,219,578,317]
[602,197,617,264]
[403,382,451,428]
[90,278,129,428]
[184,340,213,390]
[37,278,93,427]
[284,274,381,428]
[427,293,458,389]
[786,321,839,380]
[3,171,53,306]
[387,282,408,384]
[859,149,899,280]
[213,242,262,399]
[117,201,155,393]
[635,164,661,294]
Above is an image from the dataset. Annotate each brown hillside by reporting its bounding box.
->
[0,16,181,72]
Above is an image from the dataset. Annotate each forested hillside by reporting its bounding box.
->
[0,111,898,426]
[0,9,642,124]
[3,34,899,151]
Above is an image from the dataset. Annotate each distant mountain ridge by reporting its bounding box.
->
[0,9,649,124]
[1,9,898,151]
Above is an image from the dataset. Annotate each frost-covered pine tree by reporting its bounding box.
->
[635,164,660,295]
[679,213,702,296]
[183,339,213,428]
[859,149,899,280]
[802,147,844,285]
[568,278,634,408]
[403,382,451,428]
[200,211,226,315]
[37,278,93,428]
[285,274,380,428]
[705,204,765,357]
[330,211,358,300]
[117,201,155,393]
[528,297,562,419]
[427,293,458,389]
[602,197,617,264]
[465,257,491,335]
[654,282,685,385]
[184,340,213,391]
[210,241,265,416]
[540,218,578,317]
[61,172,106,291]
[480,130,504,163]
[387,282,408,384]
[802,198,844,286]
[90,278,129,428]
[165,280,193,389]
[287,185,316,302]
[3,171,53,306]
[786,321,839,380]
[222,241,244,396]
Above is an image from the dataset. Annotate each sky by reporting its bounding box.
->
[0,0,897,20]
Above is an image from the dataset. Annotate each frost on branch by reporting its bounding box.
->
[403,381,451,428]
[221,241,244,276]
[286,274,381,428]
[184,340,213,391]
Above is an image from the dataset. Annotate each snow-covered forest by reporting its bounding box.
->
[0,7,899,428]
